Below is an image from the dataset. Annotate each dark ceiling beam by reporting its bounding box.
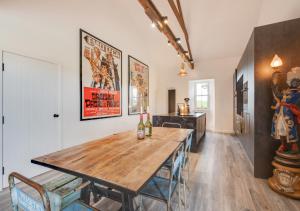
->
[138,0,194,69]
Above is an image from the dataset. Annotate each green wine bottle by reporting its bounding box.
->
[137,113,145,139]
[145,112,152,137]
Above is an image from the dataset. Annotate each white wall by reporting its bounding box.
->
[258,0,300,26]
[0,0,165,148]
[156,57,239,133]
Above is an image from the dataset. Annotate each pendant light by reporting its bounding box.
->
[178,63,188,77]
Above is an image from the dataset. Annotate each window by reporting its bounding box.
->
[195,82,209,110]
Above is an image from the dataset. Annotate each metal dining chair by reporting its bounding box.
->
[182,133,193,207]
[160,122,194,209]
[185,133,193,178]
[9,172,97,211]
[139,143,185,211]
[160,122,182,173]
[161,133,193,209]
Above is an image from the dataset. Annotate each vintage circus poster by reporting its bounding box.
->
[128,56,149,115]
[80,29,122,120]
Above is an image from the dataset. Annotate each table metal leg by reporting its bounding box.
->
[121,192,135,211]
[80,179,91,205]
[90,182,100,203]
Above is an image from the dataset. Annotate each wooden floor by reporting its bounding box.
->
[1,132,299,211]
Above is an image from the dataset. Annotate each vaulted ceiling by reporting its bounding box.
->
[153,0,262,61]
[122,0,264,68]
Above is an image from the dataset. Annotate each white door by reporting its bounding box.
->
[2,52,61,188]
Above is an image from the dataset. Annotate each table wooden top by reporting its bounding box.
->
[32,127,193,194]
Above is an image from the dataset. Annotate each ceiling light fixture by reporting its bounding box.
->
[151,21,156,28]
[178,63,188,77]
[176,38,181,44]
[162,16,168,24]
[168,41,171,46]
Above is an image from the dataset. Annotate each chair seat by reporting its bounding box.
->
[43,174,83,210]
[63,200,97,211]
[43,174,79,192]
[140,176,178,202]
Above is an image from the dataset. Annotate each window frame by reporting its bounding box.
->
[194,81,210,110]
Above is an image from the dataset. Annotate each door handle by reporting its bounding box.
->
[53,114,59,118]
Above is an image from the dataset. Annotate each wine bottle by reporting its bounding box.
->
[137,113,145,139]
[145,112,152,137]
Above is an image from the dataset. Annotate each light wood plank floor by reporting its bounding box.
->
[1,132,299,211]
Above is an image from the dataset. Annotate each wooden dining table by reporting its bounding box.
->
[31,127,193,211]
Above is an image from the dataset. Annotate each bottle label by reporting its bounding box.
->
[137,130,145,139]
[145,128,150,136]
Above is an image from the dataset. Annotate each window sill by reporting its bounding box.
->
[194,109,209,112]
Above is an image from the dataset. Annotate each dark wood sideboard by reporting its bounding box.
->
[152,113,206,151]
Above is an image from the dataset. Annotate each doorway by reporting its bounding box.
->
[168,89,176,114]
[1,51,61,188]
[189,79,215,131]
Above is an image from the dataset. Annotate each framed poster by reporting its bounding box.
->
[80,29,122,120]
[128,56,149,115]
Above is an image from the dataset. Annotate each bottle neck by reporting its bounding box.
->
[140,113,143,122]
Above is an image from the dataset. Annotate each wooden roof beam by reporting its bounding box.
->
[138,0,194,69]
[168,0,193,62]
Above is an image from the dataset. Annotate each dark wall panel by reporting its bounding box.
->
[254,18,300,178]
[236,32,255,164]
[235,18,300,179]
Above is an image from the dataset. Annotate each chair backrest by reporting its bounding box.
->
[183,133,193,166]
[162,122,182,128]
[171,143,185,176]
[10,187,45,211]
[9,172,50,211]
[185,132,193,153]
